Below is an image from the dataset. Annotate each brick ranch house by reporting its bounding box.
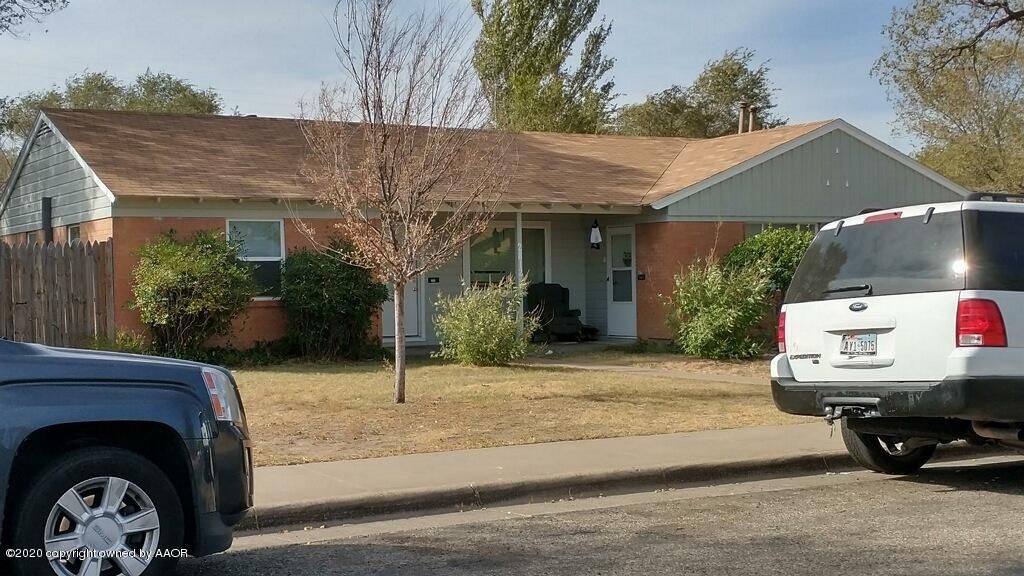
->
[0,109,968,348]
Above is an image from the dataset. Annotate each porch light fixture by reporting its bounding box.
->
[590,220,602,249]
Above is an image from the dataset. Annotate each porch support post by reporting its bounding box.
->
[515,210,524,327]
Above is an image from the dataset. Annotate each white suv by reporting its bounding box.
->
[772,194,1024,474]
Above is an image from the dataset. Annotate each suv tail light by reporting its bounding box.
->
[956,299,1007,347]
[777,311,786,352]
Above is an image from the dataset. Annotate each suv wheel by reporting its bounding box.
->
[841,419,937,475]
[8,447,185,576]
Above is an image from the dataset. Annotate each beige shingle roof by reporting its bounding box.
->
[40,109,834,207]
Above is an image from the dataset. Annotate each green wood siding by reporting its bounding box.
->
[0,127,111,235]
[665,129,963,222]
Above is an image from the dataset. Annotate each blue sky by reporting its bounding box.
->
[0,0,912,149]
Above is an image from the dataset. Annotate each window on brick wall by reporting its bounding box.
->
[227,219,285,298]
[68,225,81,243]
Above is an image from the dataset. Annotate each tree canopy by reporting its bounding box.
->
[0,0,68,36]
[881,0,1024,72]
[878,3,1024,192]
[614,48,784,138]
[471,0,615,133]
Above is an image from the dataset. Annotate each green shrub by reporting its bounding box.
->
[667,259,771,359]
[280,244,388,359]
[131,231,258,358]
[87,329,150,355]
[722,226,814,292]
[433,276,540,366]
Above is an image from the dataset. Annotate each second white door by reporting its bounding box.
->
[606,226,637,338]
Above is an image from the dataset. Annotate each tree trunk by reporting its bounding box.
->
[393,281,407,404]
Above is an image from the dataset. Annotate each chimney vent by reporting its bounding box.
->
[747,105,759,133]
[737,101,748,134]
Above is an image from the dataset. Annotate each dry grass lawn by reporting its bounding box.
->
[542,350,771,380]
[236,358,799,466]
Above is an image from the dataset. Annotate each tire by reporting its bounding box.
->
[841,419,937,475]
[8,447,185,576]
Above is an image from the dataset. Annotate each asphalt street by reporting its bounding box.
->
[179,456,1024,576]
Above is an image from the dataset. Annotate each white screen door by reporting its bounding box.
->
[606,226,637,337]
[382,277,422,339]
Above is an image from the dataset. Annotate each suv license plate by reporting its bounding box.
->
[840,333,877,356]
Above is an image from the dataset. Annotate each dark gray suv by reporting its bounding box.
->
[0,339,253,576]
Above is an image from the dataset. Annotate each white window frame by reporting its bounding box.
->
[67,224,81,243]
[226,218,286,301]
[462,221,552,285]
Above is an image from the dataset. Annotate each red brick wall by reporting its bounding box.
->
[635,221,745,340]
[111,216,376,349]
[3,218,113,245]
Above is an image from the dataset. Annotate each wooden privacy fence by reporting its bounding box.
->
[0,240,115,348]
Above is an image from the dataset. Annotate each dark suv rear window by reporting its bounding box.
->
[785,211,965,304]
[964,210,1024,291]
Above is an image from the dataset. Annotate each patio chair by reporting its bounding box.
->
[525,282,599,342]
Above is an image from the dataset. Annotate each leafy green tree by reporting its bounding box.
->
[2,70,222,139]
[878,15,1024,191]
[615,48,784,138]
[1,0,68,36]
[880,0,1024,72]
[471,0,615,133]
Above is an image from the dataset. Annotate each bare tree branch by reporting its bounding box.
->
[0,0,69,36]
[298,0,513,403]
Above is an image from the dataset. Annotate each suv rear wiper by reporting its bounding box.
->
[822,283,873,295]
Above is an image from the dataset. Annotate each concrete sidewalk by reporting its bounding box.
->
[243,423,998,531]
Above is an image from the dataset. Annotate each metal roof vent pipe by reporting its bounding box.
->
[748,105,759,133]
[737,101,748,134]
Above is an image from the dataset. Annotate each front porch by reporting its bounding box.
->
[382,210,648,346]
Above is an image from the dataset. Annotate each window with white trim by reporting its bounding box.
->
[68,225,81,243]
[227,219,285,298]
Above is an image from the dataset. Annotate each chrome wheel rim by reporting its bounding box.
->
[44,476,160,576]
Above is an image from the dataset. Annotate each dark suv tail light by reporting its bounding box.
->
[777,311,786,352]
[956,299,1007,347]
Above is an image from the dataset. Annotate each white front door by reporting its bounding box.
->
[382,277,423,340]
[606,226,637,337]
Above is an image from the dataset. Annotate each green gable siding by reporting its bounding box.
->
[664,129,963,222]
[0,125,111,235]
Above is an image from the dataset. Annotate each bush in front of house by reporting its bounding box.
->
[86,329,150,355]
[131,231,258,358]
[721,226,815,293]
[667,258,771,359]
[433,276,540,366]
[280,243,389,359]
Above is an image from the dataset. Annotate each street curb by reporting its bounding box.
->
[238,442,1005,532]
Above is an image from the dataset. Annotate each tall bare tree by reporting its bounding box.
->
[300,0,511,403]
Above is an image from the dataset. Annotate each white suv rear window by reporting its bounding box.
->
[785,211,965,304]
[964,210,1024,291]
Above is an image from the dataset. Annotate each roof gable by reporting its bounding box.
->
[649,119,969,209]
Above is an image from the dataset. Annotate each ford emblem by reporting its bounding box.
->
[849,302,868,312]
